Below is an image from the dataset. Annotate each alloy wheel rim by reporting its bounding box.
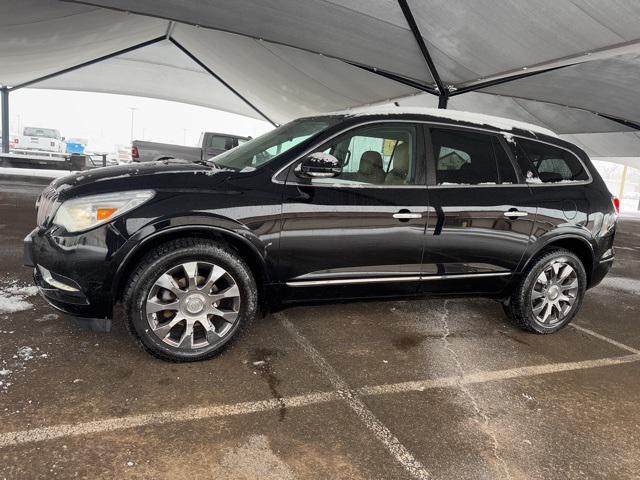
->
[145,261,241,350]
[530,260,579,326]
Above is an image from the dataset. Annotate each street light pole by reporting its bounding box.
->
[129,107,137,143]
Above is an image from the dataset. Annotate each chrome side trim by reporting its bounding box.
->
[286,271,511,287]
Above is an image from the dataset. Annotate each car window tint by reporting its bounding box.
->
[311,124,418,186]
[517,138,589,183]
[431,129,507,185]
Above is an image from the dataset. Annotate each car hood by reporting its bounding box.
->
[51,159,235,199]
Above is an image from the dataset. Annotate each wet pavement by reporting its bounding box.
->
[1,182,639,479]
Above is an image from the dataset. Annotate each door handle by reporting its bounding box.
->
[504,210,528,219]
[393,211,422,220]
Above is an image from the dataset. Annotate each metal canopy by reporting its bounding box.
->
[2,0,640,158]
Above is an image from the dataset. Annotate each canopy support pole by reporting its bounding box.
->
[450,65,573,97]
[397,0,447,105]
[9,36,167,91]
[438,94,448,109]
[170,38,277,127]
[347,63,438,96]
[1,88,9,154]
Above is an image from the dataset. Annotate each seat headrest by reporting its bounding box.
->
[359,150,383,174]
[393,142,409,173]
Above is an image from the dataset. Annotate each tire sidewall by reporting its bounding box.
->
[521,251,586,333]
[128,243,256,361]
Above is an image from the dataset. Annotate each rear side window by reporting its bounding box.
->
[208,136,235,150]
[517,139,589,183]
[430,129,517,185]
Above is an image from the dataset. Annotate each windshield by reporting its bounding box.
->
[24,127,59,139]
[211,117,341,170]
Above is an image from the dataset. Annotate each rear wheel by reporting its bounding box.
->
[504,248,586,334]
[123,238,257,361]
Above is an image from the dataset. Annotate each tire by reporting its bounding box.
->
[123,237,257,362]
[504,248,586,334]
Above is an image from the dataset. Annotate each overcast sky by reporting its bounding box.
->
[8,89,273,152]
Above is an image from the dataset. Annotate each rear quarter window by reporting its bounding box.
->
[517,139,589,184]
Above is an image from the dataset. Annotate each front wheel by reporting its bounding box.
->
[123,238,257,361]
[504,248,586,334]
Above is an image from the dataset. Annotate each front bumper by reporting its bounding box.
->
[23,224,126,320]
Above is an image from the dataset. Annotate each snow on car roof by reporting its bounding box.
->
[329,105,558,138]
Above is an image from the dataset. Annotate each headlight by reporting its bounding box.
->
[53,190,155,232]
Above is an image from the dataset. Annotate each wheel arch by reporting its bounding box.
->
[522,234,595,284]
[112,225,270,304]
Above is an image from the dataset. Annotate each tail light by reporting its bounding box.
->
[612,196,620,216]
[131,146,139,159]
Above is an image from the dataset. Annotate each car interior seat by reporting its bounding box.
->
[357,151,385,184]
[384,142,410,185]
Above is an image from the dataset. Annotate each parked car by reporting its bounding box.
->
[131,132,250,163]
[24,107,618,361]
[15,127,66,153]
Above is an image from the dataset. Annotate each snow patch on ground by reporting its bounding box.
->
[0,282,38,314]
[17,346,35,361]
[34,313,59,323]
[1,345,47,393]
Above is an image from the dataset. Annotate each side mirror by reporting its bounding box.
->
[295,152,342,179]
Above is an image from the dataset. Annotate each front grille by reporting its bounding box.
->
[36,185,58,226]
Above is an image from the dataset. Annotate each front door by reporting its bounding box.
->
[421,126,537,294]
[278,122,429,301]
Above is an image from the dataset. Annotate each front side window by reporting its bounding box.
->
[431,128,517,185]
[211,117,341,170]
[517,139,589,183]
[307,123,419,186]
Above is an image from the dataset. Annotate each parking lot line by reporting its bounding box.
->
[0,391,338,449]
[279,314,432,480]
[570,323,640,355]
[358,354,640,396]
[1,327,638,453]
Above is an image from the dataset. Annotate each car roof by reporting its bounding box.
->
[326,106,559,139]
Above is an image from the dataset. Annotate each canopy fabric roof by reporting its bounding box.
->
[2,0,640,160]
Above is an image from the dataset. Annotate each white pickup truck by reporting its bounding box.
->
[15,127,66,153]
[131,132,249,163]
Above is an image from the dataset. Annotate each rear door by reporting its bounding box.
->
[420,126,537,294]
[278,122,429,301]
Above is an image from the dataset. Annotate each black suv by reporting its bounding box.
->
[24,108,618,361]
